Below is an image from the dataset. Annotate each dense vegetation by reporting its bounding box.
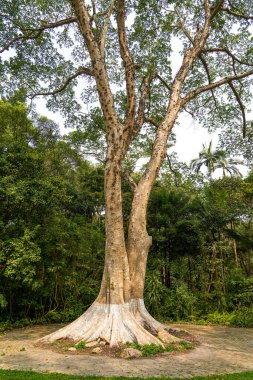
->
[0,100,105,324]
[0,100,252,328]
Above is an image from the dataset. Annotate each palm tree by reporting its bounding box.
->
[215,156,242,177]
[191,141,242,179]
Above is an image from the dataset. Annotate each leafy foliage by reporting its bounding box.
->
[0,100,104,321]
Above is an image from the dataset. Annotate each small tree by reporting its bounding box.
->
[191,141,242,179]
[1,0,253,345]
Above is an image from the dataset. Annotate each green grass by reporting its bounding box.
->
[75,340,86,350]
[0,370,253,380]
[125,341,193,357]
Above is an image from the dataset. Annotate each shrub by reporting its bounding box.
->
[205,311,235,325]
[160,284,198,321]
[231,307,253,327]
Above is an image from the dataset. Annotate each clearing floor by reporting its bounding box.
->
[0,323,252,378]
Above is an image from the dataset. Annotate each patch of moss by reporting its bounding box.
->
[75,341,86,350]
[179,341,193,350]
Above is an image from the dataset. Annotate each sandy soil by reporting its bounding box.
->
[0,323,253,378]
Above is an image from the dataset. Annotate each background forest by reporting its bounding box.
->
[0,98,253,330]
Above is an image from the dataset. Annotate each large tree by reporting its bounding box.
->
[1,0,253,345]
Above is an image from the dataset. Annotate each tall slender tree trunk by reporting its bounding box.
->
[127,115,180,333]
[97,153,130,305]
[127,188,163,334]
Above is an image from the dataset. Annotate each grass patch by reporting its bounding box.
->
[179,341,193,350]
[0,370,253,380]
[75,341,86,350]
[48,341,73,351]
[126,340,193,357]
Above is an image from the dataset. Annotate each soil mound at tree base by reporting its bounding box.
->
[37,332,197,359]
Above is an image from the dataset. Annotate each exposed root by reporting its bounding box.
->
[129,298,181,342]
[38,302,164,347]
[129,298,163,334]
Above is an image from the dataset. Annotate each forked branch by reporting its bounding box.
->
[135,73,156,133]
[0,17,77,53]
[228,81,247,138]
[70,0,118,130]
[117,0,136,129]
[100,0,115,61]
[221,6,253,19]
[29,66,94,99]
[182,68,253,105]
[203,47,253,67]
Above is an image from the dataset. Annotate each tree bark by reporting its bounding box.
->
[96,150,130,305]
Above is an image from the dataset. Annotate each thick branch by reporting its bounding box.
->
[156,73,194,117]
[182,69,253,105]
[100,0,115,61]
[228,82,247,138]
[0,17,77,53]
[129,1,212,211]
[29,67,94,99]
[70,0,118,133]
[127,3,214,293]
[117,0,136,129]
[171,1,211,90]
[221,6,253,19]
[210,0,225,19]
[134,73,156,135]
[144,116,160,129]
[199,54,220,111]
[156,73,172,92]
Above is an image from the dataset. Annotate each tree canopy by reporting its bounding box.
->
[1,0,253,159]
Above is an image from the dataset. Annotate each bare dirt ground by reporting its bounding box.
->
[0,323,253,378]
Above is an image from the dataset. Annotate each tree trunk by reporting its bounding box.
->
[39,100,185,347]
[127,186,163,334]
[39,144,163,346]
[96,155,130,305]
